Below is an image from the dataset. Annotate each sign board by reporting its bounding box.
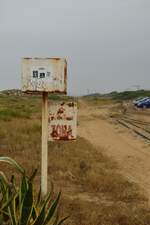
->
[48,102,77,141]
[21,58,67,93]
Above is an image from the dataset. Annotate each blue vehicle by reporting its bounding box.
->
[133,97,150,106]
[137,98,150,108]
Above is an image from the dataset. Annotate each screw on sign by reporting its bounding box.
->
[48,102,77,141]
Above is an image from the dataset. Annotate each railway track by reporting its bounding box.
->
[123,116,150,126]
[116,117,150,142]
[123,117,150,133]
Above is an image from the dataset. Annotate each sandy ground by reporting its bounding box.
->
[78,101,150,200]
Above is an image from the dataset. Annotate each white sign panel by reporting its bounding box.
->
[21,58,67,93]
[48,102,77,141]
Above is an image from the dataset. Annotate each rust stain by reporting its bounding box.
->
[23,90,66,95]
[48,101,77,141]
[51,90,66,93]
[66,117,73,121]
[42,57,61,61]
[57,107,65,114]
[67,102,74,107]
[53,58,61,61]
[64,64,67,79]
[50,124,74,140]
[57,115,63,120]
[51,127,58,138]
[64,62,67,93]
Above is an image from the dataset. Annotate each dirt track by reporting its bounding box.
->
[79,101,150,200]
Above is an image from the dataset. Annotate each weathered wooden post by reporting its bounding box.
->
[41,92,48,196]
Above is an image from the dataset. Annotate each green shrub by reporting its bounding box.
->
[0,157,67,225]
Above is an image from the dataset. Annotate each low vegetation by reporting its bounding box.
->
[83,89,150,102]
[1,92,150,224]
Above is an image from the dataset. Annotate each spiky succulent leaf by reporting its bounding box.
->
[20,182,33,225]
[0,157,25,175]
[43,192,61,225]
[20,175,28,205]
[32,204,46,225]
[56,216,69,225]
[29,169,38,183]
[31,206,37,221]
[7,187,17,225]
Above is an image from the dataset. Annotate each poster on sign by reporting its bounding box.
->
[48,102,77,141]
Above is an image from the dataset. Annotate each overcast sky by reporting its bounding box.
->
[0,0,150,95]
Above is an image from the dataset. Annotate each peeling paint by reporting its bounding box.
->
[48,102,77,141]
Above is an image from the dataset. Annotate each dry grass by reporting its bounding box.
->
[1,95,150,224]
[48,139,150,225]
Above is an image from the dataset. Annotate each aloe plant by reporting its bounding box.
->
[0,157,67,225]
